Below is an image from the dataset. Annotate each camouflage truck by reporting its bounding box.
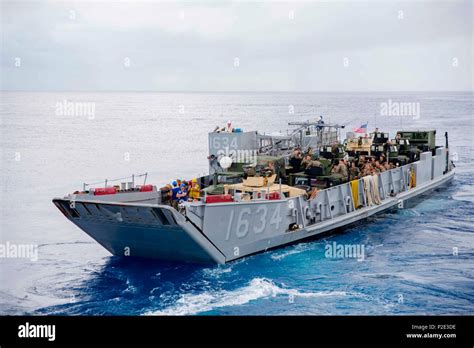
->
[241,155,286,181]
[369,131,390,158]
[205,154,286,194]
[289,157,346,190]
[386,143,406,165]
[397,130,436,152]
[318,143,346,160]
[396,130,436,162]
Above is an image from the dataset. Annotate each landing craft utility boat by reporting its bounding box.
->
[53,120,455,264]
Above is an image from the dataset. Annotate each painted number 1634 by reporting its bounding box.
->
[225,205,282,240]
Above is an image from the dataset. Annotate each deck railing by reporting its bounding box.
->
[83,172,148,191]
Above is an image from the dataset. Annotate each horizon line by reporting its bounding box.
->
[1,89,473,93]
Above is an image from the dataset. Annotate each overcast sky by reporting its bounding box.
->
[1,0,472,92]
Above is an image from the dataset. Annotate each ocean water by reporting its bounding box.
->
[1,91,473,315]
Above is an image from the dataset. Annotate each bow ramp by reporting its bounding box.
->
[53,198,226,264]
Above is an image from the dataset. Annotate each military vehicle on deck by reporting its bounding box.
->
[370,131,390,158]
[394,130,436,163]
[345,135,372,157]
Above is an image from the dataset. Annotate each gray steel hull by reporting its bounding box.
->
[52,146,454,263]
[53,168,454,264]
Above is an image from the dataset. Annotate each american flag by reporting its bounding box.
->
[353,123,368,133]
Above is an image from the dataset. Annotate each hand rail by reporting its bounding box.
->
[83,172,148,191]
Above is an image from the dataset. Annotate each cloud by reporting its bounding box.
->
[1,0,472,91]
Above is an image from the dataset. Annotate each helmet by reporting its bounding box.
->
[192,178,197,183]
[180,183,186,188]
[172,181,177,186]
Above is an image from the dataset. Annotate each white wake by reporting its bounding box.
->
[145,278,348,316]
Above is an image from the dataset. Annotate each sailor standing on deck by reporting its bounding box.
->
[171,181,180,200]
[225,120,234,133]
[349,161,360,180]
[342,157,350,181]
[301,154,321,170]
[208,154,224,186]
[208,154,222,174]
[176,183,188,202]
[170,181,181,208]
[188,178,201,201]
[332,159,349,178]
[316,115,325,131]
[289,148,303,173]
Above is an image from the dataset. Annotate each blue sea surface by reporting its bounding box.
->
[1,91,473,315]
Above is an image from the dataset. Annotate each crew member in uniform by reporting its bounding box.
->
[301,154,322,170]
[171,181,179,200]
[188,178,201,201]
[176,183,188,202]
